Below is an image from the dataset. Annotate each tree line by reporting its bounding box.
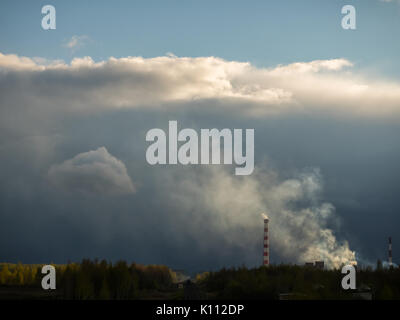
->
[0,259,177,299]
[1,260,399,299]
[196,264,400,300]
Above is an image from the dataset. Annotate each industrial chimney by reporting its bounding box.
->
[389,236,393,267]
[263,216,269,266]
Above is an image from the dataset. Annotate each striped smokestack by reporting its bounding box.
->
[389,236,392,267]
[263,216,269,266]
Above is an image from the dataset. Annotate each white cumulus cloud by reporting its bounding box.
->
[47,147,135,196]
[63,35,90,52]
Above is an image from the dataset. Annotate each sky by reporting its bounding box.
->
[1,0,400,73]
[0,0,399,273]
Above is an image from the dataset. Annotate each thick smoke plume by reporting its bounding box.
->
[163,166,356,269]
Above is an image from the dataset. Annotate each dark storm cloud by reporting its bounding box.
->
[0,53,399,272]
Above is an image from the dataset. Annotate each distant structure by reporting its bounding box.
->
[351,284,372,300]
[315,261,325,270]
[263,217,269,266]
[389,236,393,267]
[305,261,325,270]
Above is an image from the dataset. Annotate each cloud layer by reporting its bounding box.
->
[1,52,400,119]
[0,52,399,270]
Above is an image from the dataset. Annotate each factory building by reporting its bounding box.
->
[305,261,325,270]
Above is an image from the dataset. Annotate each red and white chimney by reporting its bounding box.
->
[263,217,269,266]
[389,236,392,267]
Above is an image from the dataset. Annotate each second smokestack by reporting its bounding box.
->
[263,216,269,266]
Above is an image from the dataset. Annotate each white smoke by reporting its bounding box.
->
[382,261,399,269]
[163,165,356,269]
